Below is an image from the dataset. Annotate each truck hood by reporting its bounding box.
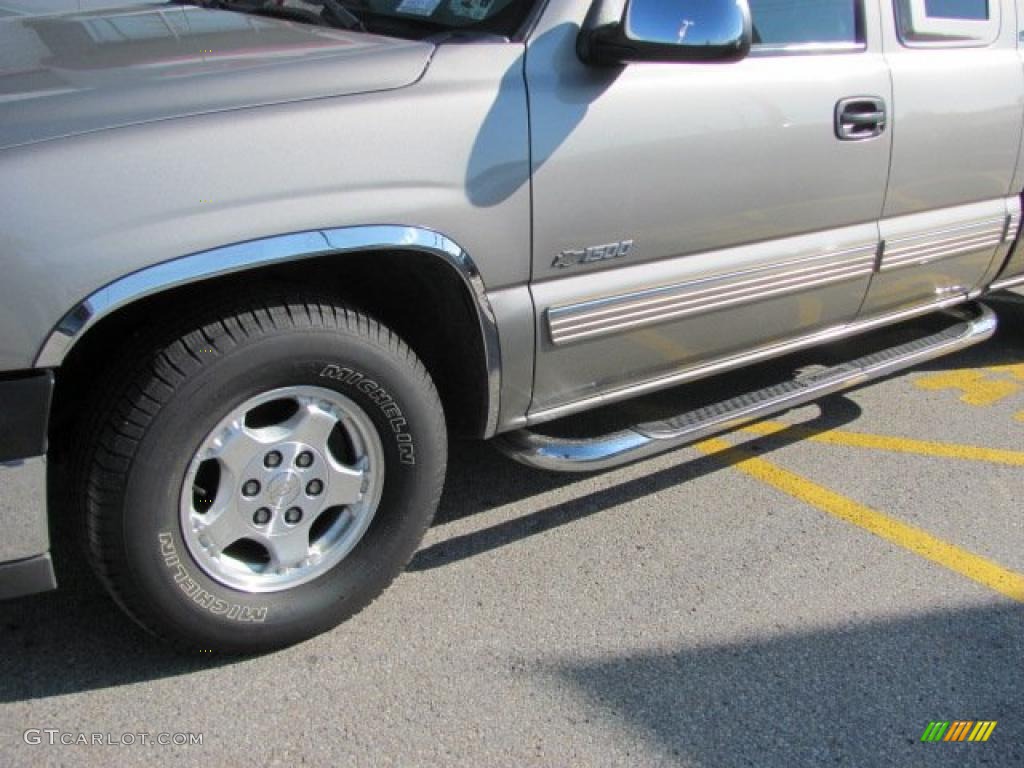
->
[0,4,434,150]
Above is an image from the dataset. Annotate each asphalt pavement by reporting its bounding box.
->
[1,292,1022,768]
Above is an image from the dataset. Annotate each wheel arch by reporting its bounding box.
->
[40,225,502,439]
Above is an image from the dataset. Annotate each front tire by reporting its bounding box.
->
[80,297,446,653]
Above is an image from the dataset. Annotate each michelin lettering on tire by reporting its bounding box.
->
[319,364,415,465]
[158,533,268,622]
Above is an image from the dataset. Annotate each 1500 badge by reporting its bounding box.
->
[552,239,634,269]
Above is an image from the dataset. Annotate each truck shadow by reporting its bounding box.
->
[0,395,863,702]
[910,290,1024,373]
[0,536,237,699]
[546,601,1024,766]
[412,394,865,571]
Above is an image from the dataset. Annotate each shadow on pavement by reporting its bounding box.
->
[549,601,1023,766]
[0,395,864,703]
[413,396,864,572]
[0,539,238,702]
[911,291,1024,373]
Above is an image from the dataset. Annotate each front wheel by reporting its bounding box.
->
[80,297,447,653]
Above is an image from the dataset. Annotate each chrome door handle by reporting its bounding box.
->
[835,97,887,140]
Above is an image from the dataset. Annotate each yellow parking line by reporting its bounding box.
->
[914,370,1019,406]
[695,437,1024,602]
[742,420,1024,467]
[987,362,1024,382]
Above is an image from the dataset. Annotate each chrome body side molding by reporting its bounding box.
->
[985,198,1024,290]
[499,303,996,472]
[546,245,877,346]
[879,216,1008,272]
[991,272,1024,291]
[544,205,1017,350]
[861,198,1018,317]
[1005,206,1021,244]
[33,225,503,437]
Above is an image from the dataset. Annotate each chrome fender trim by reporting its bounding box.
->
[34,225,502,437]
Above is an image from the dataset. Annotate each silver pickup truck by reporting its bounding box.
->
[1,0,1022,651]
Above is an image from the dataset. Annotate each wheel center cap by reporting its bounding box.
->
[266,471,301,508]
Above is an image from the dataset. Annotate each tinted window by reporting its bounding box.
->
[748,0,859,45]
[923,0,988,19]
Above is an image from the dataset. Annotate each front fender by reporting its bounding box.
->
[35,224,504,438]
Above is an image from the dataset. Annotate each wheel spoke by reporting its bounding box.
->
[285,401,340,449]
[324,462,366,507]
[192,501,249,556]
[263,531,311,571]
[208,419,270,478]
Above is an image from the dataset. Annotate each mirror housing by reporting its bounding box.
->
[578,0,752,65]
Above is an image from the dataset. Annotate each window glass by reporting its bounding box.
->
[357,0,530,31]
[896,0,998,44]
[748,0,859,45]
[923,0,988,19]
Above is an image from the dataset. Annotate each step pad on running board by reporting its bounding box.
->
[496,303,997,472]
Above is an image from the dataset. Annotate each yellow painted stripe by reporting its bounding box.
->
[694,438,1024,602]
[981,721,997,741]
[987,362,1024,382]
[914,370,1019,406]
[968,722,985,741]
[742,421,1024,467]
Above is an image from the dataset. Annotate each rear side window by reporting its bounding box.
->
[924,0,988,19]
[749,0,862,48]
[896,0,999,45]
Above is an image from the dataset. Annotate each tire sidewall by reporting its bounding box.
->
[118,325,445,651]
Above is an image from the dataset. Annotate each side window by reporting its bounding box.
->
[748,0,863,49]
[924,0,988,18]
[896,0,1000,45]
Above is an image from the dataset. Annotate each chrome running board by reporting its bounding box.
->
[496,303,997,472]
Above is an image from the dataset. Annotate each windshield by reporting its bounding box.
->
[177,0,535,39]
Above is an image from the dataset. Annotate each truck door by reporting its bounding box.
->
[858,0,1024,317]
[526,0,892,421]
[988,0,1024,290]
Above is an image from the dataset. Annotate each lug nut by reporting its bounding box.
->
[253,507,271,525]
[296,451,314,468]
[306,479,324,496]
[264,450,283,468]
[242,479,261,497]
[284,507,303,524]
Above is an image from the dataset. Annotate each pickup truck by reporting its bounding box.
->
[1,0,1021,652]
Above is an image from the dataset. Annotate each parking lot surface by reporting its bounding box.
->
[1,292,1022,768]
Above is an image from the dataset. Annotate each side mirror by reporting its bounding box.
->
[578,0,752,65]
